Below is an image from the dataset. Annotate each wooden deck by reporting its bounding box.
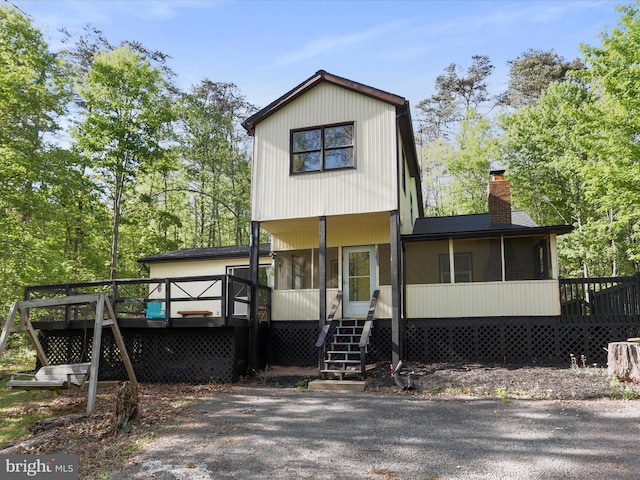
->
[22,275,271,331]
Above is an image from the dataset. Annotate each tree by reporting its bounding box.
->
[73,45,174,279]
[0,5,84,309]
[501,81,599,276]
[417,55,495,141]
[417,56,496,216]
[442,110,498,215]
[174,80,254,247]
[501,49,583,107]
[575,3,640,274]
[0,5,68,215]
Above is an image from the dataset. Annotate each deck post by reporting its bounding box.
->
[0,303,19,360]
[87,297,104,415]
[249,221,260,372]
[390,210,404,366]
[318,216,327,372]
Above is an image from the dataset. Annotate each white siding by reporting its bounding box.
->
[272,286,391,320]
[148,257,271,279]
[251,83,398,222]
[146,256,271,318]
[406,280,561,317]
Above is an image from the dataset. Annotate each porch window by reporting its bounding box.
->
[273,248,339,290]
[226,265,270,286]
[439,253,473,283]
[291,122,354,173]
[405,235,553,284]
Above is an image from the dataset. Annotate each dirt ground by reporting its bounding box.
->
[2,362,638,479]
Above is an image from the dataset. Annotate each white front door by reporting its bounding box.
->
[342,246,376,317]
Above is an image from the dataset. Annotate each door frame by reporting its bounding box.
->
[342,245,376,317]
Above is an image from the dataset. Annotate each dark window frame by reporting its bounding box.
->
[290,121,356,174]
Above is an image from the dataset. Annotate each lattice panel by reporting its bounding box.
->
[37,315,640,377]
[38,332,91,366]
[406,323,425,362]
[478,325,501,362]
[424,326,450,362]
[40,328,249,383]
[451,325,476,363]
[504,324,529,363]
[370,320,391,362]
[558,326,585,362]
[269,322,318,366]
[531,325,556,364]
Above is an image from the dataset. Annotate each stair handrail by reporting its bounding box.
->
[315,291,343,348]
[358,290,379,377]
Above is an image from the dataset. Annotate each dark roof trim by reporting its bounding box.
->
[242,70,407,135]
[403,224,574,242]
[138,244,271,264]
[397,103,424,217]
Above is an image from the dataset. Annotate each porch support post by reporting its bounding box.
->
[249,221,260,372]
[390,210,404,366]
[318,216,327,370]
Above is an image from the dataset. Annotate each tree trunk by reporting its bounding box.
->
[116,381,139,431]
[607,341,640,384]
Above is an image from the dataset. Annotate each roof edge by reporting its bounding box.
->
[403,224,574,242]
[242,70,407,135]
[137,243,271,264]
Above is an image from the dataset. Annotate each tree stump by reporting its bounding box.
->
[116,381,139,431]
[607,341,640,384]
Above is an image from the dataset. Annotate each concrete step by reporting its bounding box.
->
[308,379,366,392]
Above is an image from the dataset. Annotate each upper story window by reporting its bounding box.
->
[291,122,355,173]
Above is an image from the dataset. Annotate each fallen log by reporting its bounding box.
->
[607,341,640,384]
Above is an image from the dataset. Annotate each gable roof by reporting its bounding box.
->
[241,69,423,213]
[406,211,573,241]
[242,70,407,135]
[138,244,271,264]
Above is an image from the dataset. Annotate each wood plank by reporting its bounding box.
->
[20,294,101,309]
[25,309,49,367]
[0,302,18,359]
[177,310,212,317]
[87,299,104,414]
[7,380,66,390]
[7,363,91,390]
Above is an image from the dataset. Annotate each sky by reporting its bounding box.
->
[10,0,625,113]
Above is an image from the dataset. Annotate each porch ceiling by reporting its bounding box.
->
[261,211,391,234]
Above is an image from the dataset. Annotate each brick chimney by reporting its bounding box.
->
[488,169,512,225]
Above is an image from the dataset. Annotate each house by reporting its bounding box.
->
[138,70,572,375]
[15,70,603,385]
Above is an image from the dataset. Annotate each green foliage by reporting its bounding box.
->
[608,376,640,400]
[173,80,253,248]
[502,4,640,276]
[418,56,497,216]
[73,45,175,278]
[502,49,583,107]
[0,8,256,307]
[0,6,106,310]
[441,110,497,214]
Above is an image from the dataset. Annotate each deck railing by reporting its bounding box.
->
[23,275,271,328]
[559,275,640,316]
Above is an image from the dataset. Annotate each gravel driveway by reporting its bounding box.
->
[109,387,639,480]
